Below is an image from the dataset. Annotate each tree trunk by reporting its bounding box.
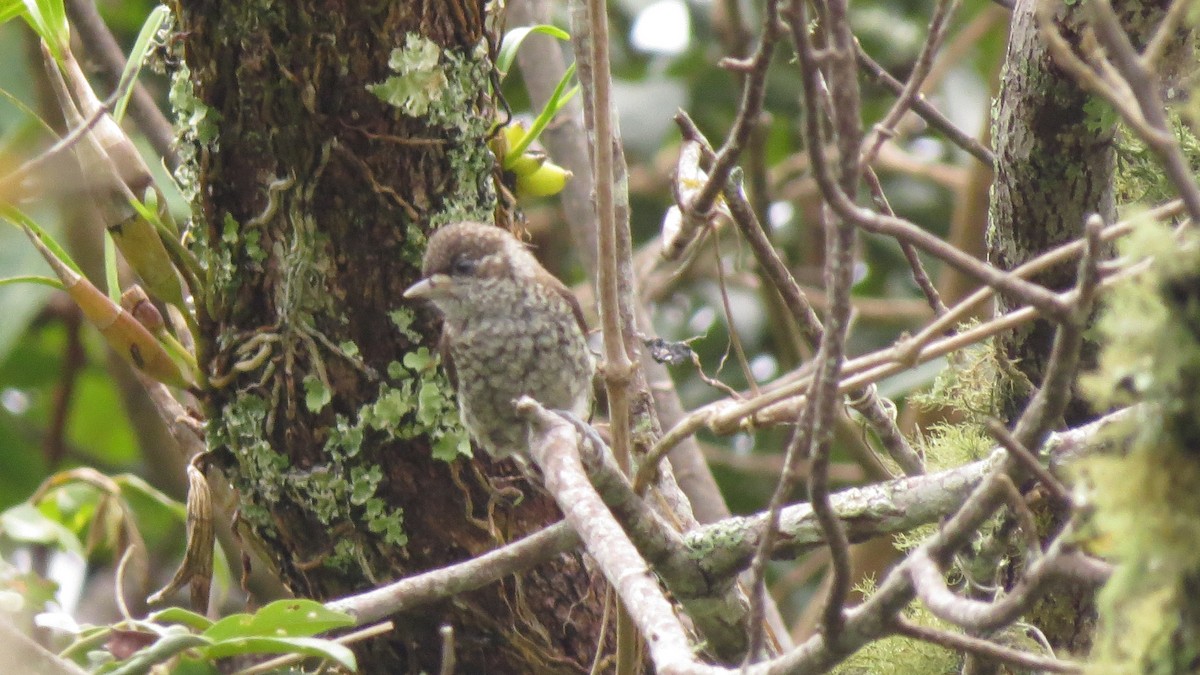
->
[987,0,1175,660]
[988,0,1117,427]
[171,2,609,671]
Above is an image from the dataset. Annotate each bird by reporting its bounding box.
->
[403,221,595,462]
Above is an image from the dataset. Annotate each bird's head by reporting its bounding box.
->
[403,221,545,319]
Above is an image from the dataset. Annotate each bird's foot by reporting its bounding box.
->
[549,409,611,458]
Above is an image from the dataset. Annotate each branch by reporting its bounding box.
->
[664,115,924,485]
[576,0,636,478]
[689,407,1126,580]
[326,522,579,624]
[666,0,781,260]
[859,0,961,168]
[573,415,757,661]
[642,197,1181,463]
[1086,0,1200,224]
[854,46,994,168]
[515,399,702,672]
[891,618,1082,673]
[909,531,1105,633]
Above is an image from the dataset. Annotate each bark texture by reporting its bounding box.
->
[987,0,1174,660]
[988,0,1116,426]
[172,2,608,671]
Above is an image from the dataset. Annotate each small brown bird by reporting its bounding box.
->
[403,221,595,461]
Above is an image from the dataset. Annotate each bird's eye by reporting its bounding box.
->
[450,258,477,276]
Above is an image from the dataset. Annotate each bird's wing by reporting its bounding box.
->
[438,329,458,389]
[548,276,589,337]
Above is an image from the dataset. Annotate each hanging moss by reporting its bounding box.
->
[833,579,961,674]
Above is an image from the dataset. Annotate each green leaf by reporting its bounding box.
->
[115,473,187,520]
[200,635,356,670]
[149,606,215,632]
[0,204,81,274]
[0,274,63,290]
[0,214,59,364]
[0,2,26,26]
[20,0,68,60]
[505,62,577,165]
[113,5,169,122]
[0,502,85,557]
[103,231,120,302]
[496,25,570,77]
[202,599,355,641]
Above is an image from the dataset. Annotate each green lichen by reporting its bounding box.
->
[207,393,286,534]
[388,307,421,342]
[368,34,450,118]
[368,34,490,130]
[1077,217,1200,672]
[917,422,994,474]
[303,374,332,412]
[363,348,471,461]
[325,414,364,458]
[185,12,497,576]
[1114,114,1200,210]
[169,59,219,165]
[269,345,465,565]
[910,340,1016,425]
[368,33,496,228]
[365,496,408,546]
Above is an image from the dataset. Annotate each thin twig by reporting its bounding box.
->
[326,523,579,623]
[668,0,781,260]
[802,0,864,641]
[859,0,961,168]
[438,625,456,675]
[892,617,1083,673]
[640,243,1148,471]
[861,169,949,318]
[985,419,1073,505]
[672,114,924,477]
[577,1,640,670]
[855,45,994,168]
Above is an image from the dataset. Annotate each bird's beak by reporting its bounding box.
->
[403,273,454,300]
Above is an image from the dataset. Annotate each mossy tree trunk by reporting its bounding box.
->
[988,0,1117,428]
[171,2,608,671]
[987,0,1175,660]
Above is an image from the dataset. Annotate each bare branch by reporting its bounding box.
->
[855,45,994,168]
[1085,0,1200,223]
[667,0,781,260]
[985,419,1072,505]
[909,532,1098,633]
[326,522,578,624]
[515,398,701,672]
[860,0,961,168]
